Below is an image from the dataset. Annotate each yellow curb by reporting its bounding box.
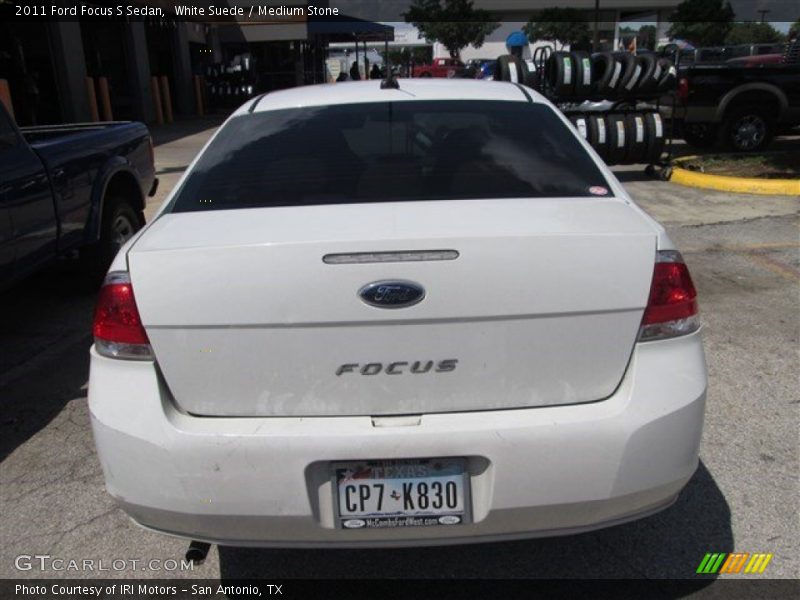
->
[669,156,800,196]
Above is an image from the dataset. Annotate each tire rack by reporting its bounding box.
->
[530,45,681,172]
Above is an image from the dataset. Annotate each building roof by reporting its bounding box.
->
[235,79,543,115]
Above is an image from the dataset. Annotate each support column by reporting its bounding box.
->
[47,22,91,122]
[656,9,672,47]
[126,22,155,122]
[172,23,194,116]
[294,42,304,87]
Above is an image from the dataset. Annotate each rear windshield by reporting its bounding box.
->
[169,100,610,213]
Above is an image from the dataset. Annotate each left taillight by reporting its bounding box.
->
[93,271,153,360]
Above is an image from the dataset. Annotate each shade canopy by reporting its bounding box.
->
[308,15,394,43]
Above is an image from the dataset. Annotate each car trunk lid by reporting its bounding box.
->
[128,198,656,416]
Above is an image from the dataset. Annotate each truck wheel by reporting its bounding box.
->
[682,123,718,149]
[721,106,775,152]
[82,197,144,286]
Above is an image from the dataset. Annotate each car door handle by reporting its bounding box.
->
[20,179,37,190]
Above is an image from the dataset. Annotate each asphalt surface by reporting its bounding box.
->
[0,120,797,582]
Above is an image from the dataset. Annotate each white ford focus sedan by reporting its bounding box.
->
[89,79,706,547]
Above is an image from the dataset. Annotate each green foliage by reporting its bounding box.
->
[639,25,657,50]
[619,24,657,50]
[789,18,800,40]
[725,22,785,45]
[668,0,735,46]
[523,8,590,47]
[404,0,499,58]
[383,47,433,67]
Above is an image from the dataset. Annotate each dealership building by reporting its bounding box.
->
[0,0,684,127]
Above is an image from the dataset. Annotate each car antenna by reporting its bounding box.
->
[380,34,399,89]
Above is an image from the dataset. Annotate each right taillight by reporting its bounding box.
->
[638,250,700,342]
[93,271,153,360]
[677,77,690,103]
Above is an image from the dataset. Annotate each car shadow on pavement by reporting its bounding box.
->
[612,168,658,183]
[0,261,95,464]
[151,116,228,147]
[218,461,731,581]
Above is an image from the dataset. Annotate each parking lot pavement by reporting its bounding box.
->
[0,124,797,581]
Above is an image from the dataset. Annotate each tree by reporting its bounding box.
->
[638,25,657,50]
[725,22,785,45]
[618,24,657,51]
[789,18,800,40]
[668,0,735,47]
[404,0,499,59]
[523,8,590,49]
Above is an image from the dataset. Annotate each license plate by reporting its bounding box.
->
[332,458,470,529]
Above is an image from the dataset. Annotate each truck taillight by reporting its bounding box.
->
[93,271,153,360]
[638,250,700,342]
[677,77,689,103]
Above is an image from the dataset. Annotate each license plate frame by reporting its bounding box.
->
[331,457,471,530]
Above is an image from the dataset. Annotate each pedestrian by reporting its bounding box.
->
[370,64,382,79]
[349,61,360,81]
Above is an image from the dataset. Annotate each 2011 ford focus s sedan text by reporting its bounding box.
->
[88,79,707,546]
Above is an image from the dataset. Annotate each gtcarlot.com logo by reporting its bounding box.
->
[14,554,194,572]
[696,552,773,575]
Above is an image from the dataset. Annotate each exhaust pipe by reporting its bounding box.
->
[185,541,211,565]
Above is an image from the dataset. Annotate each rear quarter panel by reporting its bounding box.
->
[30,122,153,251]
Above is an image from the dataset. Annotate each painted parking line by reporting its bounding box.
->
[681,242,800,282]
[747,251,800,282]
[680,242,800,254]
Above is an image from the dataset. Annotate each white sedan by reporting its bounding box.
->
[89,79,706,546]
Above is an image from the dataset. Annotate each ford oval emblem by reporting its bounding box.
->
[438,515,461,525]
[343,519,366,529]
[359,280,425,309]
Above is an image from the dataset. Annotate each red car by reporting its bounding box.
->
[412,57,466,78]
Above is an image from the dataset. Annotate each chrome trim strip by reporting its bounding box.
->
[323,250,459,265]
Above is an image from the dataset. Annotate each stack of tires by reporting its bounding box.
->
[542,51,676,99]
[494,52,671,165]
[568,111,666,165]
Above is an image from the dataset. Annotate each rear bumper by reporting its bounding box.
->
[88,331,706,547]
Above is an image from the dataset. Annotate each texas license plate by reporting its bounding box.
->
[333,458,470,529]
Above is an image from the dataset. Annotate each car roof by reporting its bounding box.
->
[235,79,543,115]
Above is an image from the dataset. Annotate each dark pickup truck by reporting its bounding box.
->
[674,39,800,151]
[0,102,156,290]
